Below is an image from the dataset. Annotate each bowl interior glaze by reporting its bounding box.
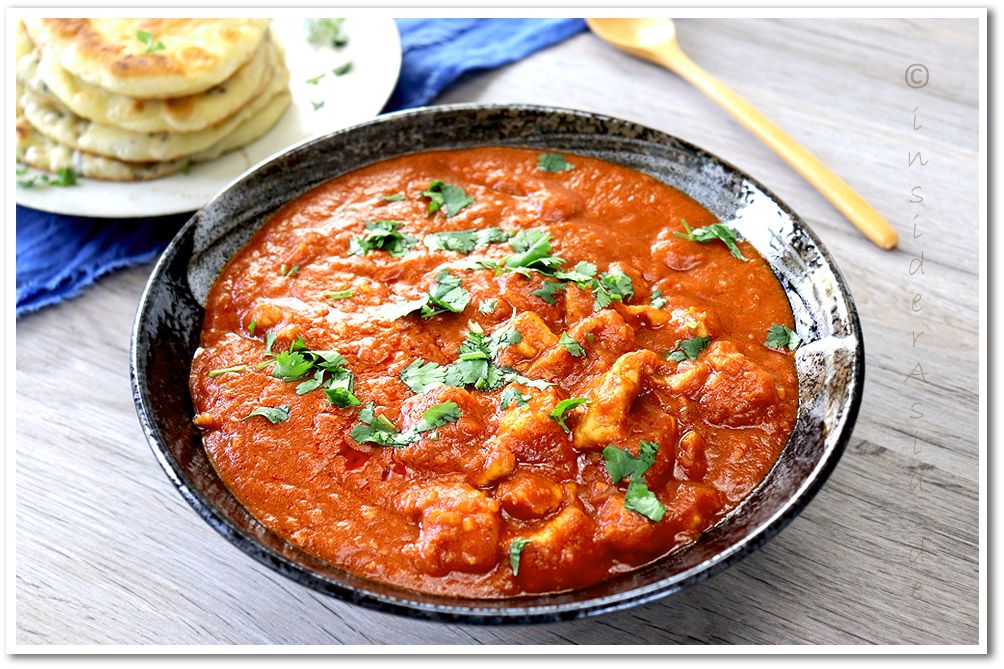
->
[131,104,863,623]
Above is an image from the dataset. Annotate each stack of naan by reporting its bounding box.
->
[15,18,291,181]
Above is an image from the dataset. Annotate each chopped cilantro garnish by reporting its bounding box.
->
[380,268,470,320]
[311,100,325,111]
[248,319,257,336]
[549,397,591,431]
[137,30,165,53]
[674,219,748,261]
[765,324,802,352]
[400,359,447,394]
[279,264,299,277]
[306,18,349,48]
[665,336,711,362]
[500,386,530,410]
[532,280,565,305]
[504,230,566,274]
[332,61,353,76]
[381,193,405,202]
[558,332,585,357]
[17,166,77,188]
[306,73,325,85]
[537,153,575,173]
[479,299,497,314]
[420,181,475,218]
[350,401,460,448]
[242,405,290,424]
[349,220,417,257]
[592,269,634,309]
[650,289,667,309]
[603,441,665,522]
[208,365,247,377]
[326,289,354,299]
[509,537,531,575]
[586,332,595,343]
[554,261,597,285]
[424,227,510,254]
[257,337,359,406]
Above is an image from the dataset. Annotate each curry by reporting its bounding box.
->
[190,147,800,597]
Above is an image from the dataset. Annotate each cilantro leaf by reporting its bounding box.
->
[674,219,748,261]
[602,441,665,521]
[324,387,362,407]
[381,193,405,202]
[532,280,565,305]
[554,261,597,285]
[243,405,290,424]
[414,401,461,432]
[509,537,531,575]
[420,181,475,218]
[350,402,402,447]
[666,336,712,362]
[425,268,471,315]
[537,153,575,173]
[400,359,448,394]
[424,227,510,253]
[379,296,429,321]
[504,230,566,274]
[592,269,635,310]
[326,289,353,299]
[332,61,353,76]
[306,73,325,85]
[349,220,417,257]
[765,324,802,352]
[50,167,77,186]
[137,30,165,53]
[479,299,497,314]
[558,332,585,357]
[500,385,530,410]
[272,350,314,380]
[311,101,325,111]
[650,289,667,310]
[549,397,592,431]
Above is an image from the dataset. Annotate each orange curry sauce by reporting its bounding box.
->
[190,147,798,597]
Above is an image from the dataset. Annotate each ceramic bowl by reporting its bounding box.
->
[131,104,864,623]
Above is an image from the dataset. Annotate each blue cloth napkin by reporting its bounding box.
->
[15,17,587,318]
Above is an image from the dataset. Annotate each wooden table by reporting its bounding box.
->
[15,18,982,645]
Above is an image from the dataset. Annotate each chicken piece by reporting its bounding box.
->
[657,360,711,397]
[510,312,559,359]
[613,302,671,327]
[563,282,594,325]
[573,349,660,450]
[496,385,572,465]
[398,483,501,576]
[700,341,779,427]
[567,309,636,364]
[393,386,489,475]
[595,482,722,563]
[465,440,516,486]
[667,306,714,338]
[513,507,608,592]
[675,430,708,481]
[496,474,563,520]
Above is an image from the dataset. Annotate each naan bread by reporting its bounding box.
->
[22,18,271,99]
[17,21,278,134]
[21,56,290,163]
[17,84,292,181]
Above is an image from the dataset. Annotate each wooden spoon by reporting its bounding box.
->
[586,18,898,250]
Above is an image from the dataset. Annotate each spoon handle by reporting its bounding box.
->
[657,44,898,250]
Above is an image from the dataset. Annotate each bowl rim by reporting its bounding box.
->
[130,102,865,624]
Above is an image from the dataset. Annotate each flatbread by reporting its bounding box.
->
[17,83,292,181]
[20,55,290,163]
[17,21,279,134]
[22,18,271,99]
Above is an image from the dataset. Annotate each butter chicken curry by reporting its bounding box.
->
[190,147,800,597]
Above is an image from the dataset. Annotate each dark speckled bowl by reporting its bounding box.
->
[130,104,863,623]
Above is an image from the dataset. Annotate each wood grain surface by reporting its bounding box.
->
[14,17,982,645]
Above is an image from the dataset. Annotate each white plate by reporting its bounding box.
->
[16,17,402,218]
